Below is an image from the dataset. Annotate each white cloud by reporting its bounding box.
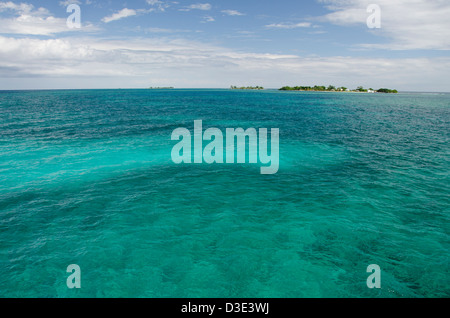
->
[102,8,137,23]
[184,3,211,11]
[222,10,245,16]
[266,22,312,29]
[0,1,95,35]
[202,15,215,23]
[0,1,34,14]
[0,15,69,35]
[318,0,450,50]
[0,35,449,91]
[59,0,81,6]
[146,0,169,12]
[146,27,193,33]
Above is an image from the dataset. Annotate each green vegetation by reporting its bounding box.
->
[279,85,398,93]
[356,86,368,92]
[280,85,348,92]
[231,86,264,90]
[377,88,398,94]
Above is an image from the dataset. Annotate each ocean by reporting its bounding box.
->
[0,89,448,297]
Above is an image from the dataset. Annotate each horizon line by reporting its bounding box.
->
[1,88,449,93]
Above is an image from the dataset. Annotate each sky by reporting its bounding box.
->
[0,0,449,91]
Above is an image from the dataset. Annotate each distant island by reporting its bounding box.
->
[279,85,398,93]
[148,87,174,89]
[231,86,264,90]
[376,88,399,94]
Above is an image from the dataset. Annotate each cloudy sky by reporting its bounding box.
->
[0,0,449,91]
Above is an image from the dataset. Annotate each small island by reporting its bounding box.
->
[376,88,398,94]
[231,86,264,90]
[279,85,398,93]
[148,87,174,89]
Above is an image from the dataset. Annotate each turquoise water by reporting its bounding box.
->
[0,89,448,297]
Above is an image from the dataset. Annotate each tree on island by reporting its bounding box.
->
[377,88,398,93]
[280,85,345,92]
[279,85,397,93]
[231,85,264,90]
[356,86,368,92]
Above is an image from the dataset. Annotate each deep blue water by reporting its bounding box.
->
[0,89,448,297]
